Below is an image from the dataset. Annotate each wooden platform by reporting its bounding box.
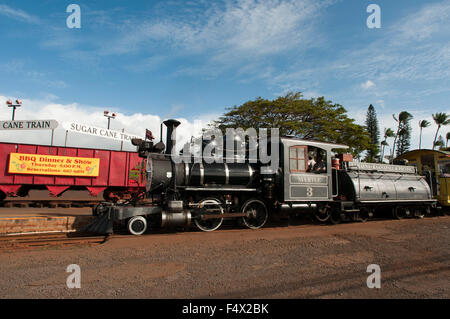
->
[0,207,94,235]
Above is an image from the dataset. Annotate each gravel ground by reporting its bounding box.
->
[0,216,449,299]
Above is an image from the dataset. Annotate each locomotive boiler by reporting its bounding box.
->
[88,119,436,235]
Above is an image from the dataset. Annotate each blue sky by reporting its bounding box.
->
[0,0,449,151]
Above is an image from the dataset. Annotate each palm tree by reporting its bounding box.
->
[392,111,413,162]
[418,120,431,149]
[447,132,450,148]
[435,135,445,150]
[380,128,394,163]
[432,113,450,150]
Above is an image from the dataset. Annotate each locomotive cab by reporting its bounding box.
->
[280,137,348,203]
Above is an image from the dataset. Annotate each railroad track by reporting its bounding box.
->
[0,233,109,251]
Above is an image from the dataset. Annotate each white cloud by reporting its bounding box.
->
[337,1,450,83]
[32,0,333,81]
[100,0,331,78]
[394,0,450,42]
[112,0,326,55]
[0,95,218,152]
[125,55,168,73]
[267,0,450,101]
[375,100,385,109]
[361,80,375,90]
[0,4,40,24]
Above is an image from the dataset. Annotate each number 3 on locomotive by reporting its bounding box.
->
[306,187,313,197]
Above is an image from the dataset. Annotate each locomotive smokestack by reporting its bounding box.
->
[163,119,181,155]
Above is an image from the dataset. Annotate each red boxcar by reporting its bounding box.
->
[0,142,145,204]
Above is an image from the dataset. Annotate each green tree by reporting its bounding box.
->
[392,111,413,162]
[380,128,394,163]
[418,120,431,149]
[446,132,450,148]
[214,92,371,157]
[364,104,380,162]
[396,122,412,157]
[432,113,450,150]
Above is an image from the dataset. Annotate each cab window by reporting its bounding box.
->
[289,146,307,172]
[306,146,327,174]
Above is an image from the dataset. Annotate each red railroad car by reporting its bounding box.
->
[0,142,145,206]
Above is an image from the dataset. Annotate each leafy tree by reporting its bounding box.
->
[364,104,380,162]
[432,113,450,150]
[380,128,394,163]
[396,121,412,157]
[447,132,450,148]
[392,111,413,162]
[214,92,371,157]
[418,120,431,149]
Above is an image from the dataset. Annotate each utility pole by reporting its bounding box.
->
[6,99,22,120]
[104,110,117,129]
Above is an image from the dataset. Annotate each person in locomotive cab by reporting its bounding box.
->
[313,152,327,173]
[307,156,316,172]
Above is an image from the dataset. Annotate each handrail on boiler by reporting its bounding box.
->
[332,168,338,197]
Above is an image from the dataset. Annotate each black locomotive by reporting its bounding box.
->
[89,119,436,235]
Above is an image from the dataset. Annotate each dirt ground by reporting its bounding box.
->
[0,216,449,299]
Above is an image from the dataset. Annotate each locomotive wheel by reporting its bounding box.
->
[329,208,341,224]
[414,207,425,219]
[93,202,106,216]
[194,198,224,232]
[358,209,369,222]
[127,216,148,235]
[241,199,268,229]
[314,205,331,223]
[393,207,408,220]
[444,207,450,216]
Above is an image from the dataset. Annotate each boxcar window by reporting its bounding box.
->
[421,154,435,172]
[289,146,307,173]
[438,160,450,176]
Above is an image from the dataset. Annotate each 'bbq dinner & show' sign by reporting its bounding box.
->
[8,153,100,177]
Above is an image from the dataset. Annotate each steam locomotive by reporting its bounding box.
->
[88,119,436,235]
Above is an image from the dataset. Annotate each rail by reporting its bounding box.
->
[0,233,108,251]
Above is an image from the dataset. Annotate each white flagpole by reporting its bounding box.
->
[64,130,68,147]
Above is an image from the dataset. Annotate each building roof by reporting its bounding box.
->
[395,149,450,160]
[280,137,349,151]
